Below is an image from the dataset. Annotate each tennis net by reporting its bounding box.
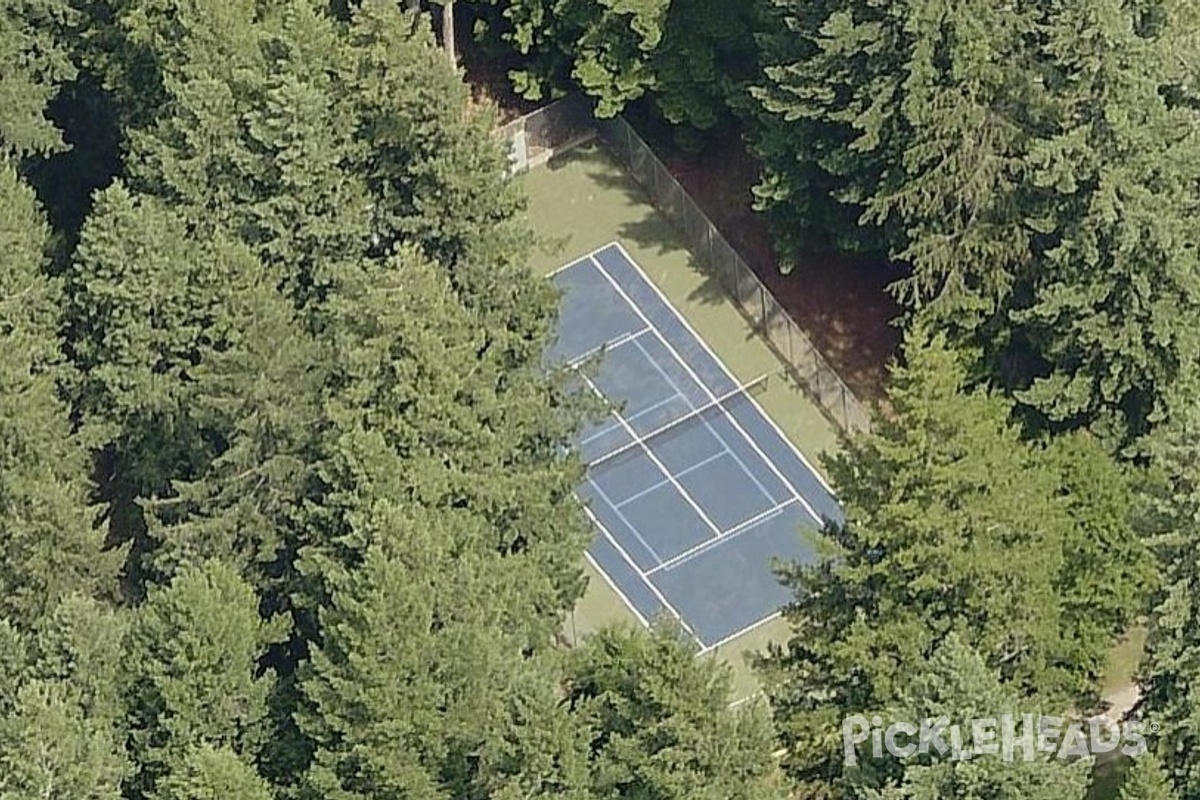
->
[589,372,772,467]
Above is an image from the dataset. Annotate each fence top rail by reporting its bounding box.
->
[492,96,870,434]
[596,114,871,434]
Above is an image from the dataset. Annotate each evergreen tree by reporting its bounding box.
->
[297,249,588,642]
[0,0,75,156]
[0,619,24,713]
[755,0,1200,443]
[752,0,921,258]
[1121,753,1179,800]
[0,596,130,800]
[124,559,283,797]
[118,0,372,308]
[297,516,578,799]
[67,181,299,591]
[0,680,128,800]
[761,332,1151,789]
[846,635,1092,799]
[1140,387,1200,798]
[68,182,261,445]
[566,625,785,800]
[137,249,325,590]
[1050,432,1159,683]
[153,744,274,800]
[31,594,129,731]
[0,163,120,627]
[1009,0,1200,444]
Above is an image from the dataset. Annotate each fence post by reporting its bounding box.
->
[575,108,871,436]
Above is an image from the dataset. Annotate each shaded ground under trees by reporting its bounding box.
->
[464,55,901,403]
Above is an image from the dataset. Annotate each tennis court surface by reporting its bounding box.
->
[546,243,844,651]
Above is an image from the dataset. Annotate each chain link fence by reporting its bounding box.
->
[495,98,871,434]
[596,116,870,433]
[493,93,596,175]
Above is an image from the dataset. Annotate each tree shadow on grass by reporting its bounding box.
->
[539,141,884,432]
[569,149,739,313]
[572,149,830,373]
[576,126,902,406]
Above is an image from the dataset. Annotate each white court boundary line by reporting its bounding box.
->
[699,610,786,657]
[585,475,664,565]
[546,242,625,278]
[612,449,728,509]
[590,248,824,526]
[581,503,701,645]
[645,498,799,577]
[583,551,650,628]
[566,326,652,369]
[625,335,778,508]
[580,392,683,447]
[596,242,833,652]
[608,241,838,499]
[576,368,724,539]
[588,370,773,469]
[553,243,836,653]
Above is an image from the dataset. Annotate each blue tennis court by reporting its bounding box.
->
[546,242,843,650]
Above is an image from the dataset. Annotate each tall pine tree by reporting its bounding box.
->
[762,331,1152,790]
[0,163,119,627]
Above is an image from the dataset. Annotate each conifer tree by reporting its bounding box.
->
[0,164,119,627]
[0,596,130,800]
[0,0,75,156]
[0,680,128,800]
[297,510,578,799]
[762,331,1152,788]
[755,0,1200,443]
[846,635,1092,799]
[153,744,274,800]
[294,248,588,644]
[67,181,304,591]
[137,252,325,590]
[124,559,283,797]
[1139,385,1200,797]
[566,625,785,800]
[1121,753,1179,800]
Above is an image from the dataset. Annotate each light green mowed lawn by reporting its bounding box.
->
[521,141,842,701]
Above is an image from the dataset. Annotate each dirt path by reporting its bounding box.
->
[1100,683,1142,722]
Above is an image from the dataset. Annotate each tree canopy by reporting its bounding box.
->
[0,2,784,798]
[3,0,1198,798]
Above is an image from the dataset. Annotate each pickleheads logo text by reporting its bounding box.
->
[842,713,1149,766]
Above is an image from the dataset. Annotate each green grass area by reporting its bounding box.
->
[522,140,842,701]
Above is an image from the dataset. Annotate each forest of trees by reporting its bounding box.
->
[1,0,1199,799]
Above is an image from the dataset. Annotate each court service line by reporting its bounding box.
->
[580,503,701,645]
[566,325,652,369]
[580,392,681,447]
[592,248,825,527]
[608,241,837,498]
[613,449,730,509]
[645,498,799,577]
[628,335,776,509]
[586,476,665,567]
[576,368,725,539]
